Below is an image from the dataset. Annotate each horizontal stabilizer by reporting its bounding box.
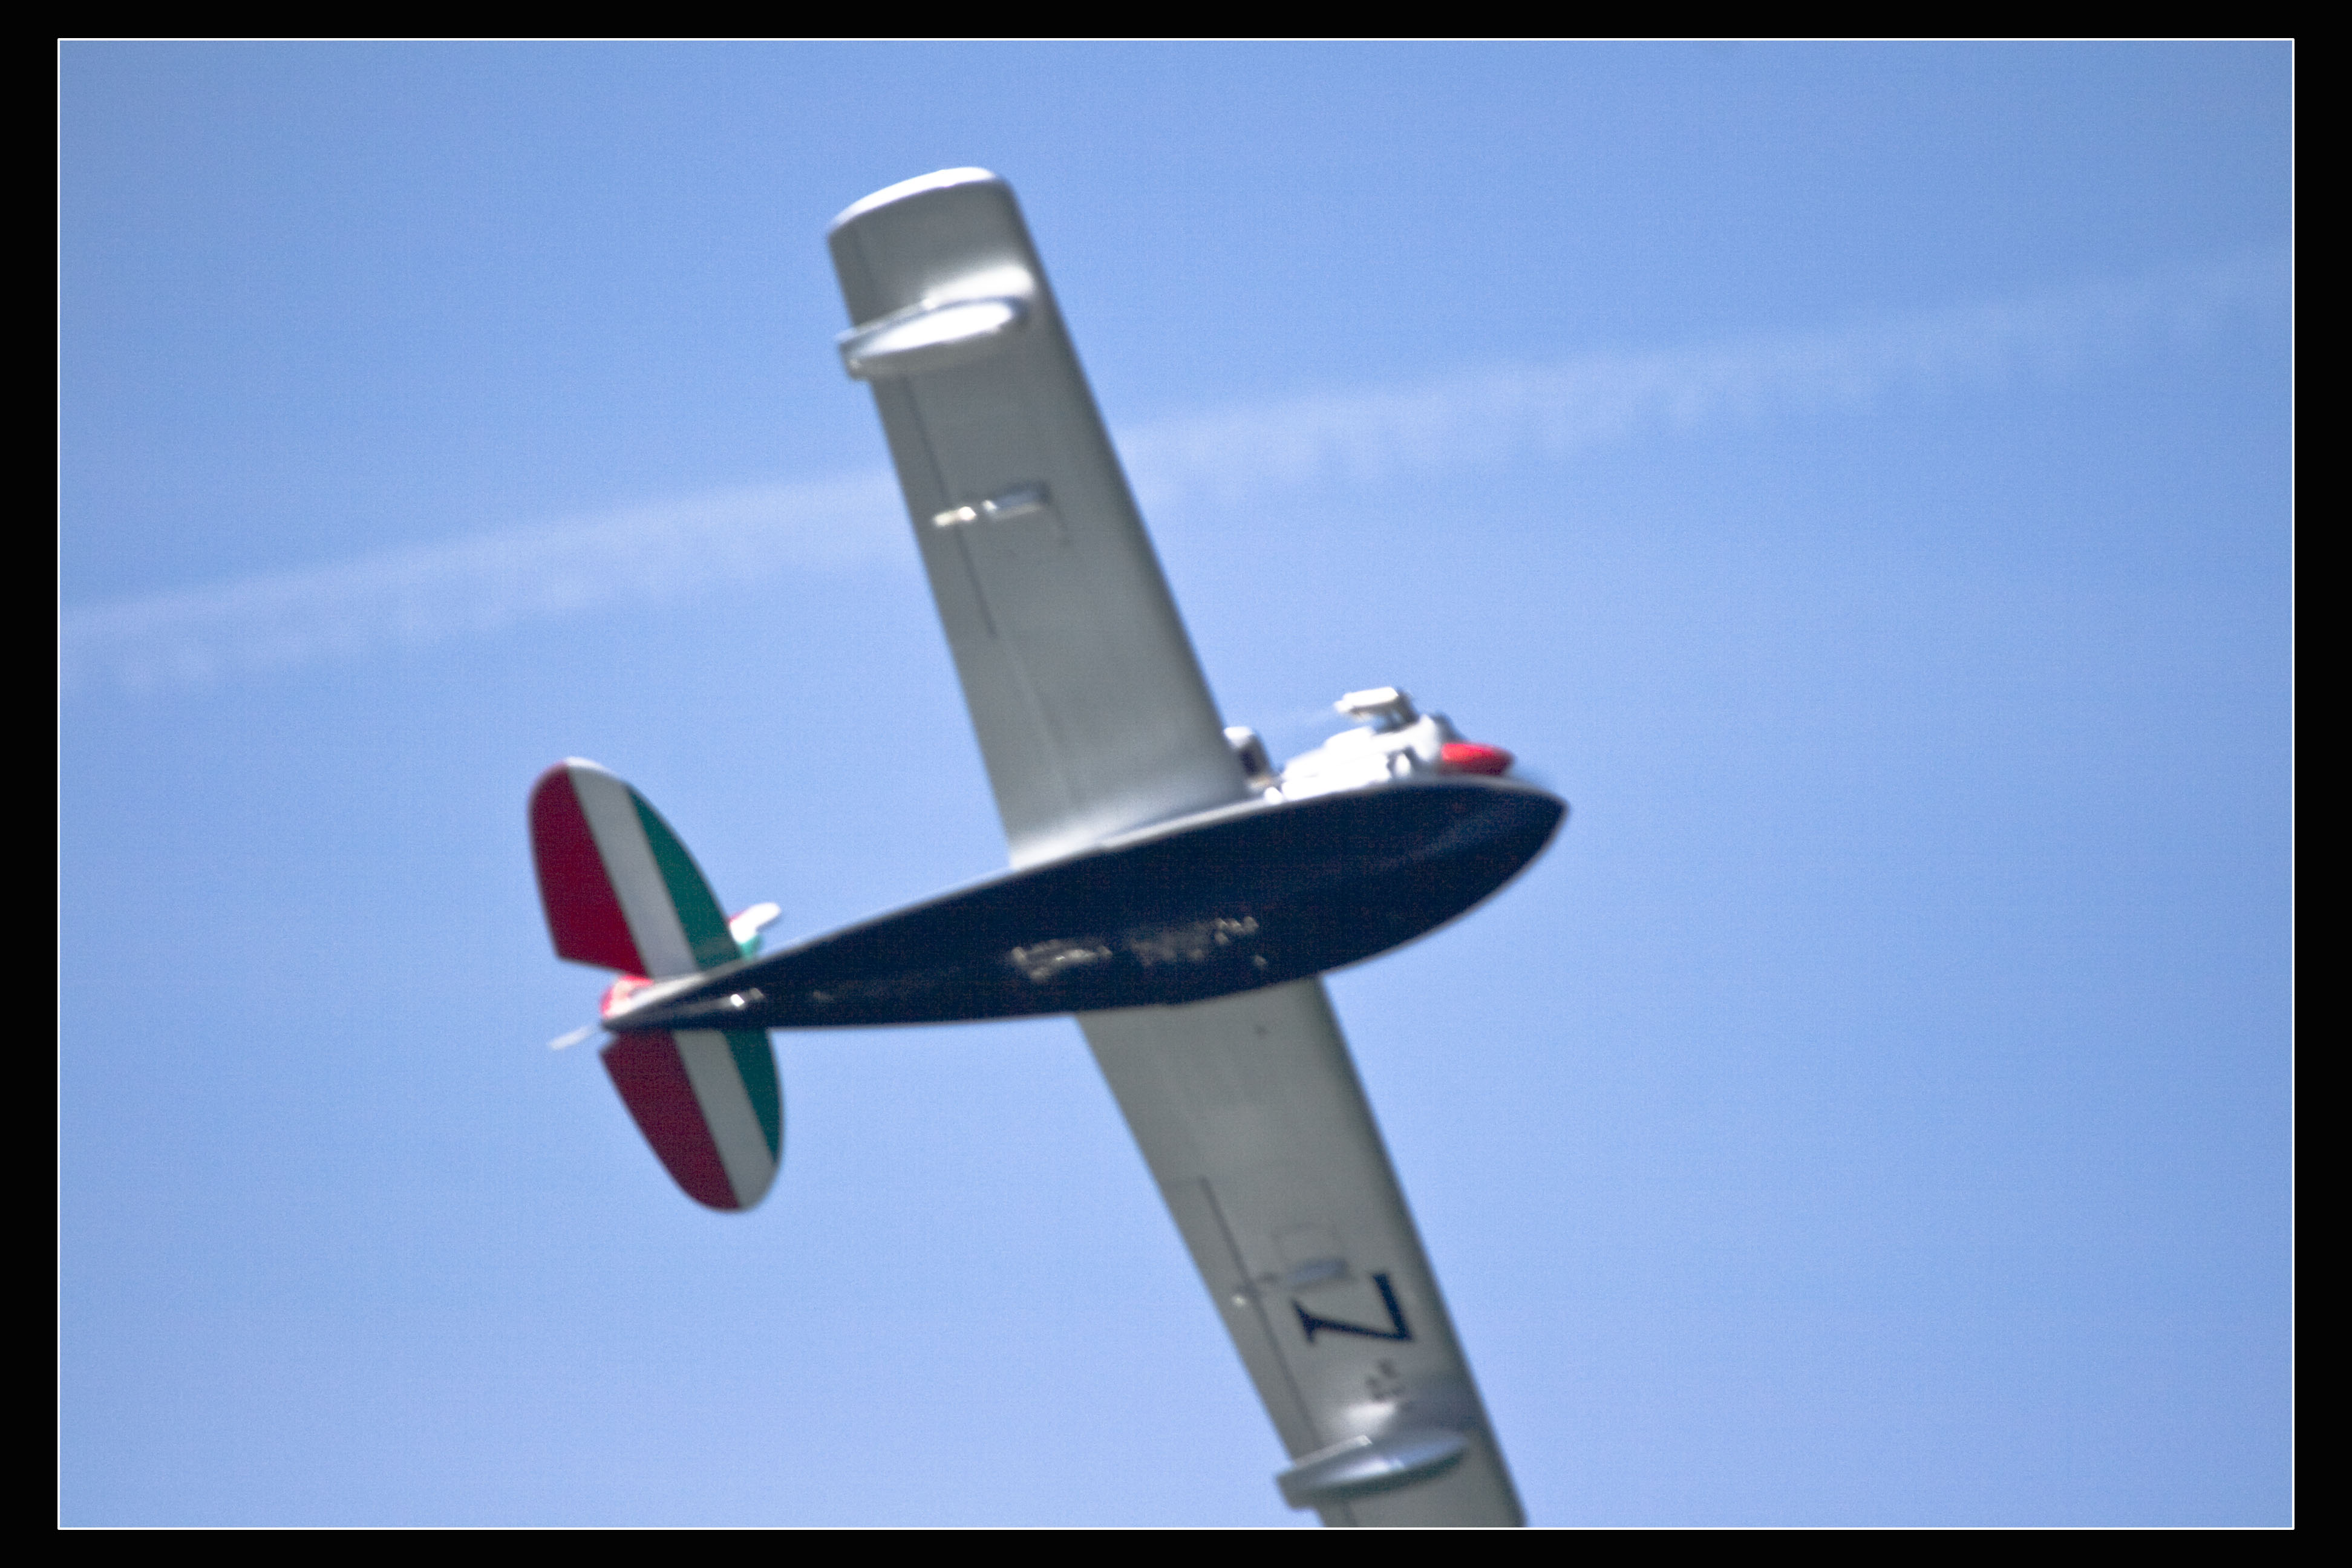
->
[729,901,782,958]
[602,1028,782,1212]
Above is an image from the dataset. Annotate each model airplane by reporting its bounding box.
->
[528,169,1564,1526]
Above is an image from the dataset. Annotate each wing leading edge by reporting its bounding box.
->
[831,171,1522,1525]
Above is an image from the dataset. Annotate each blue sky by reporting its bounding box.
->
[60,42,2291,1526]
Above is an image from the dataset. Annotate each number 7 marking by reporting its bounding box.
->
[1294,1272,1414,1344]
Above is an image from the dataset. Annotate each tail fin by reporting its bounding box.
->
[601,1027,781,1212]
[529,759,782,1212]
[529,759,740,977]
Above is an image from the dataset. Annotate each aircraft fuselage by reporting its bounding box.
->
[607,775,1564,1033]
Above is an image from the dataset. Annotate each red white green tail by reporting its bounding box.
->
[529,759,782,1212]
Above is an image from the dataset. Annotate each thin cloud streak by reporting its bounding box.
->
[1118,247,2288,509]
[61,474,901,698]
[62,248,2285,699]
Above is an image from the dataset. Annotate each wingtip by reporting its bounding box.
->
[829,167,1004,234]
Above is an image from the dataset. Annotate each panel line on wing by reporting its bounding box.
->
[878,376,991,634]
[889,373,1085,832]
[1198,1177,1321,1443]
[830,171,1248,866]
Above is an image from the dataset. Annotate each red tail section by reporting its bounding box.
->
[529,763,647,973]
[601,1032,742,1210]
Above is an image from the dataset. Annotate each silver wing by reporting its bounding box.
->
[828,169,1245,871]
[829,169,1524,1527]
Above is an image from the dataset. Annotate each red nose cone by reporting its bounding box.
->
[1440,741,1514,776]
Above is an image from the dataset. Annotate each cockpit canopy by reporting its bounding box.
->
[1233,688,1515,804]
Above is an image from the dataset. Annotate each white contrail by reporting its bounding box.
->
[1116,246,2288,509]
[60,473,901,698]
[60,247,2285,699]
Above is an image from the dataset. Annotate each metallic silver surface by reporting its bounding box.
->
[1083,982,1523,1526]
[831,171,1525,1526]
[828,170,1247,869]
[1276,1427,1472,1509]
[839,295,1029,381]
